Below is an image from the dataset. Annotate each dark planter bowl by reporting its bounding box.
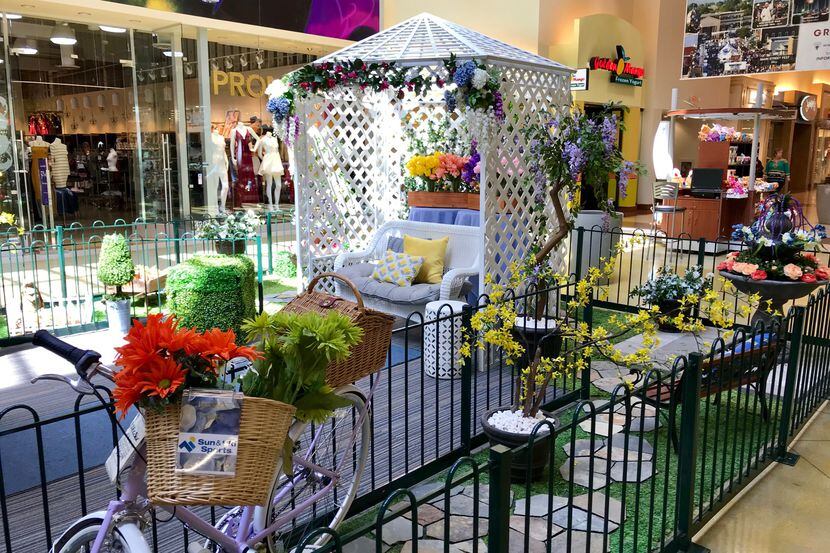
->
[656,300,693,333]
[512,317,563,369]
[214,239,247,256]
[481,406,558,482]
[719,271,825,323]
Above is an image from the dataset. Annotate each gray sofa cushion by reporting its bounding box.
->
[336,262,442,305]
[386,236,404,253]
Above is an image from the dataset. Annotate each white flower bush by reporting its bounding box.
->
[196,210,261,241]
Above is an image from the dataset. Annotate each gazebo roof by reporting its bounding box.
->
[314,12,571,73]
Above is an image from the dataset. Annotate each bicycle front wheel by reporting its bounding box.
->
[266,388,370,552]
[51,515,148,553]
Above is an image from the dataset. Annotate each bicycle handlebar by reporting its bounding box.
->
[32,330,102,377]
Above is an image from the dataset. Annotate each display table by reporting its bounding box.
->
[409,207,480,227]
[424,300,467,379]
[658,190,757,241]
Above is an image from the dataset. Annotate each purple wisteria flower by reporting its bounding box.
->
[563,141,584,180]
[493,90,505,121]
[462,141,480,185]
[617,160,635,198]
[600,114,618,152]
[444,90,458,112]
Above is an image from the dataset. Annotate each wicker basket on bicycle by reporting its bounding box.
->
[282,272,395,388]
[144,397,296,506]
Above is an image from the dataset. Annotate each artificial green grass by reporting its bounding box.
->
[334,314,779,551]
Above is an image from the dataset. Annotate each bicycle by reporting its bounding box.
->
[29,330,376,553]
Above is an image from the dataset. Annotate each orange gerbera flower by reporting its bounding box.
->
[188,328,262,363]
[137,357,187,399]
[113,382,142,418]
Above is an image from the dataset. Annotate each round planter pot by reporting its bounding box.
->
[572,210,623,280]
[719,271,825,324]
[106,298,132,336]
[481,407,558,482]
[214,239,247,256]
[513,316,563,367]
[817,183,830,226]
[657,300,680,332]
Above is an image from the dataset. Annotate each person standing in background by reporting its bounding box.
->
[765,147,790,189]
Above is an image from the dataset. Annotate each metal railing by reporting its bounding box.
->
[0,211,295,343]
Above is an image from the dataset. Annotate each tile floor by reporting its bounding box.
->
[695,401,830,553]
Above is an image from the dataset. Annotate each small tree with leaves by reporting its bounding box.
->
[98,234,135,299]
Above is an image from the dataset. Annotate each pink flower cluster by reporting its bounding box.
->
[432,153,468,180]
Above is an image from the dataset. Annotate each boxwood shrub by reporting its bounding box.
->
[272,251,297,280]
[167,254,256,338]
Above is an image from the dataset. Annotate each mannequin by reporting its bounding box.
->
[254,131,284,210]
[229,121,260,206]
[49,138,70,188]
[106,148,118,172]
[208,126,230,212]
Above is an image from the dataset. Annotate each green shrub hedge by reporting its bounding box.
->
[272,251,297,280]
[167,255,256,338]
[98,234,135,293]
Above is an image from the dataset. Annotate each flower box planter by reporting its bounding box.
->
[407,191,480,211]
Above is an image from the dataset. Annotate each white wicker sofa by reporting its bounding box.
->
[332,220,480,318]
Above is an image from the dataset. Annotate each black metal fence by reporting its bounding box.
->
[1,234,830,552]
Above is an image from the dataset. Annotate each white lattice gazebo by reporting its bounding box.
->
[292,13,574,293]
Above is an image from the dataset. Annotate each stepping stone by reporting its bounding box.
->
[626,415,660,433]
[552,506,618,533]
[596,413,629,427]
[614,401,657,418]
[572,492,625,525]
[456,539,488,552]
[380,516,423,545]
[609,460,654,483]
[509,514,564,541]
[508,530,547,553]
[400,539,465,553]
[513,494,568,517]
[340,536,379,553]
[430,493,484,517]
[550,529,609,553]
[592,375,637,394]
[402,503,445,526]
[559,459,610,490]
[425,515,487,543]
[564,438,605,458]
[460,483,494,504]
[578,419,623,437]
[580,399,612,412]
[596,435,654,462]
[411,480,464,502]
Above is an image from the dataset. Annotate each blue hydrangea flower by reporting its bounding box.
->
[268,97,291,122]
[453,61,477,87]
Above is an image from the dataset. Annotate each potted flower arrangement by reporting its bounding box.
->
[404,146,480,209]
[196,211,261,256]
[721,194,828,322]
[630,266,713,332]
[98,233,136,335]
[524,105,642,279]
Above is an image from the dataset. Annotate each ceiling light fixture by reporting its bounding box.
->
[162,50,184,58]
[99,25,126,33]
[239,54,248,67]
[77,12,91,16]
[224,56,233,69]
[11,38,37,55]
[50,23,77,46]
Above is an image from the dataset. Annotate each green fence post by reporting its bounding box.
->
[581,295,593,400]
[487,444,512,553]
[676,352,705,552]
[777,306,805,465]
[56,225,67,299]
[256,235,264,313]
[460,304,474,456]
[266,211,274,274]
[573,226,584,279]
[172,220,182,264]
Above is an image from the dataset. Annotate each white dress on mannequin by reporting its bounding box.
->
[49,138,70,188]
[208,130,230,212]
[254,132,284,210]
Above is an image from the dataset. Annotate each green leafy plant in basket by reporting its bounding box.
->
[240,310,363,474]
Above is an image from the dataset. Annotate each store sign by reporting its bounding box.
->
[799,94,818,121]
[212,70,272,98]
[570,68,589,91]
[589,45,644,87]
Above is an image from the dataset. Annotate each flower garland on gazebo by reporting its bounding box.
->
[264,55,505,144]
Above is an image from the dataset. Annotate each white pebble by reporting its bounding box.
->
[488,409,556,435]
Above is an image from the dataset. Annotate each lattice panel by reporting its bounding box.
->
[294,89,407,281]
[481,65,572,289]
